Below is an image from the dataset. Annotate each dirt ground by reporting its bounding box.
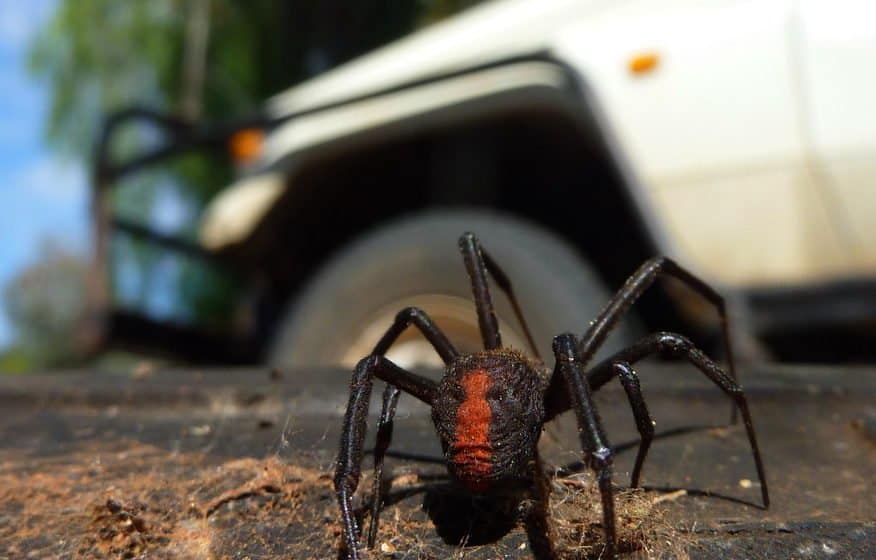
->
[1,364,874,559]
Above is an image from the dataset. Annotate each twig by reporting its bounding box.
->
[652,489,687,504]
[203,483,281,518]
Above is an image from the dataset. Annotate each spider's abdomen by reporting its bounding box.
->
[448,368,493,492]
[432,349,547,494]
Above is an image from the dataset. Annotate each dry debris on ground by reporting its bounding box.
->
[0,439,687,559]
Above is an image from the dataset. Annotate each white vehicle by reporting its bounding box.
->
[93,0,876,365]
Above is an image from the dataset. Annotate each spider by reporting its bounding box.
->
[334,232,769,559]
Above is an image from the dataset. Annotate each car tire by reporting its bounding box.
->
[268,210,636,368]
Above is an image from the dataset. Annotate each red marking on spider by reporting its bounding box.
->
[452,368,493,491]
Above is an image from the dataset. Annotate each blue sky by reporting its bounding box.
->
[0,0,88,347]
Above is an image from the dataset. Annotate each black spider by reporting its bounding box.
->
[334,232,769,559]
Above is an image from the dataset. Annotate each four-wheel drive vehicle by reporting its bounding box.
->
[89,0,876,367]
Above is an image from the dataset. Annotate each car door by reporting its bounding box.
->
[797,0,876,272]
[554,0,851,286]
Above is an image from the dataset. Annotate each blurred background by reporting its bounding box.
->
[0,0,482,372]
[2,0,875,374]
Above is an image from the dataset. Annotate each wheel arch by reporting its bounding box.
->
[214,55,688,347]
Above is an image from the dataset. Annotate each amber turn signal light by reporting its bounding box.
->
[229,128,264,164]
[628,52,660,76]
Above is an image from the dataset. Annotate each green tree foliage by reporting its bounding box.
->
[28,0,487,161]
[2,241,89,371]
[22,0,484,358]
[28,1,450,158]
[29,2,179,158]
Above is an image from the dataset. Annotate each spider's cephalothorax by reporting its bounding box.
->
[433,348,548,493]
[333,232,770,560]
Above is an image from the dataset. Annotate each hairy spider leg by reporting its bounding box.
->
[460,232,543,358]
[459,232,502,350]
[613,362,653,488]
[335,355,438,560]
[583,332,769,507]
[480,246,541,360]
[552,333,619,559]
[372,306,458,362]
[544,359,654,489]
[362,307,458,549]
[577,257,740,423]
[367,384,400,548]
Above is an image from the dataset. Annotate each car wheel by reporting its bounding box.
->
[268,210,636,369]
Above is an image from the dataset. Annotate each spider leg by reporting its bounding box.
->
[459,232,502,350]
[544,359,654,488]
[613,362,654,488]
[459,233,502,350]
[372,306,458,362]
[335,355,438,560]
[360,307,457,551]
[577,257,740,423]
[479,241,541,359]
[586,332,769,507]
[460,232,543,357]
[367,384,399,548]
[552,333,618,559]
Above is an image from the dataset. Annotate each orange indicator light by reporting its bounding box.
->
[229,128,264,164]
[628,52,660,76]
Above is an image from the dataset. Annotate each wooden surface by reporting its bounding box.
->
[1,363,874,559]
